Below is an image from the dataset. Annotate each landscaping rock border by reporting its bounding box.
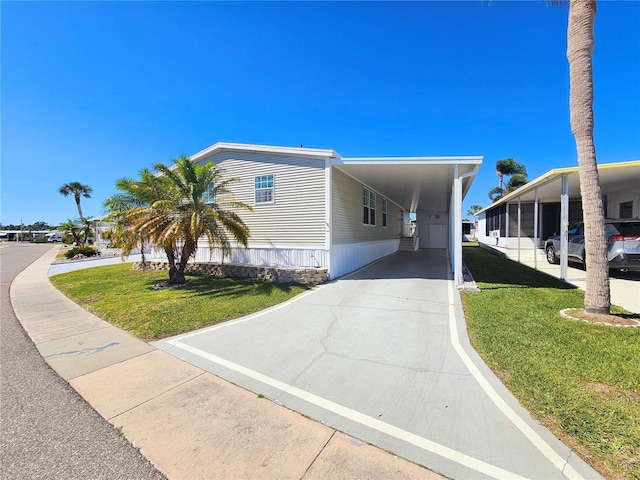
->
[134,261,328,285]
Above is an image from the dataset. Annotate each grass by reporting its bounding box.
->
[460,244,640,480]
[50,263,308,340]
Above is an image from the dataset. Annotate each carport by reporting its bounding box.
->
[476,161,640,280]
[334,156,482,286]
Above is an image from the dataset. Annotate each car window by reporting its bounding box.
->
[605,224,620,236]
[568,224,582,235]
[613,222,640,236]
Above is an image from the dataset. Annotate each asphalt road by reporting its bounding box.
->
[0,243,164,480]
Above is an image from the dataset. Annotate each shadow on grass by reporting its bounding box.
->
[463,245,576,290]
[145,274,307,299]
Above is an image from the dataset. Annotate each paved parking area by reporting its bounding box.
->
[155,249,601,480]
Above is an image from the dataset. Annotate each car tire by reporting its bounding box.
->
[546,245,559,264]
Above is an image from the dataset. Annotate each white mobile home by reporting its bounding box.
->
[151,142,482,286]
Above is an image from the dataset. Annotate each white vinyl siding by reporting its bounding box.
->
[607,187,640,219]
[331,167,402,245]
[194,150,327,246]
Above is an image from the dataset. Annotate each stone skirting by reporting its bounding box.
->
[133,261,328,285]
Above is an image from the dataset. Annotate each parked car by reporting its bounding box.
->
[47,235,62,242]
[544,219,640,272]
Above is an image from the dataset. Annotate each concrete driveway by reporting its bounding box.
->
[154,249,601,480]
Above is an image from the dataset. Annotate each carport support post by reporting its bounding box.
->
[517,198,522,263]
[534,190,539,270]
[560,174,569,280]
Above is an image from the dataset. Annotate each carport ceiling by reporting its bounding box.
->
[494,161,640,204]
[336,158,481,212]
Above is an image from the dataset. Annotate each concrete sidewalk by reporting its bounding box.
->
[11,247,444,480]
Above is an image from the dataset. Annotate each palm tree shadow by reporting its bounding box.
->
[146,275,305,299]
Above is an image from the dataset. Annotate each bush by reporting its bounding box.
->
[64,246,98,259]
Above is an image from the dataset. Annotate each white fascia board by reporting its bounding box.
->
[338,156,483,166]
[475,159,640,216]
[190,142,339,163]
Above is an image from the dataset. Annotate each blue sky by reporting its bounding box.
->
[2,1,638,226]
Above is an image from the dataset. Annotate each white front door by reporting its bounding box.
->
[429,224,447,248]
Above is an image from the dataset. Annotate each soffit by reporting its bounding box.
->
[336,159,481,212]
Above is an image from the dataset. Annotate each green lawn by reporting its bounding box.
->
[461,245,640,480]
[50,263,308,340]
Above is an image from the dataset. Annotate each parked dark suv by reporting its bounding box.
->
[544,219,640,272]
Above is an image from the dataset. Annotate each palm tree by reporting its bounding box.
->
[118,156,252,285]
[59,182,93,218]
[488,186,505,202]
[495,158,526,192]
[58,219,82,245]
[104,169,170,268]
[567,0,610,314]
[506,173,529,193]
[489,158,527,201]
[467,204,483,235]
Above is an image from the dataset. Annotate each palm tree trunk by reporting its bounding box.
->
[567,0,610,315]
[75,195,84,218]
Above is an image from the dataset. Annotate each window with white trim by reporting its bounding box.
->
[203,185,215,204]
[363,187,376,225]
[382,197,388,227]
[255,174,274,204]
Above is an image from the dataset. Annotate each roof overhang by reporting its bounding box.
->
[190,142,338,163]
[335,156,483,212]
[189,142,483,213]
[477,160,640,214]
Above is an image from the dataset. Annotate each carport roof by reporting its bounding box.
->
[477,160,640,214]
[335,156,482,212]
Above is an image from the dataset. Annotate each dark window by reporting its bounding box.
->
[619,201,633,219]
[485,204,506,236]
[363,187,376,225]
[382,198,388,227]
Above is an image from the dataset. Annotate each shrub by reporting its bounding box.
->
[64,246,98,259]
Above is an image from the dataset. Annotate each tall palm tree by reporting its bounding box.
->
[119,156,252,285]
[495,158,526,192]
[59,182,93,218]
[489,158,527,201]
[567,0,609,314]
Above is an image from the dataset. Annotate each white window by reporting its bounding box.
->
[203,185,215,204]
[255,174,274,204]
[363,187,376,225]
[382,197,388,227]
